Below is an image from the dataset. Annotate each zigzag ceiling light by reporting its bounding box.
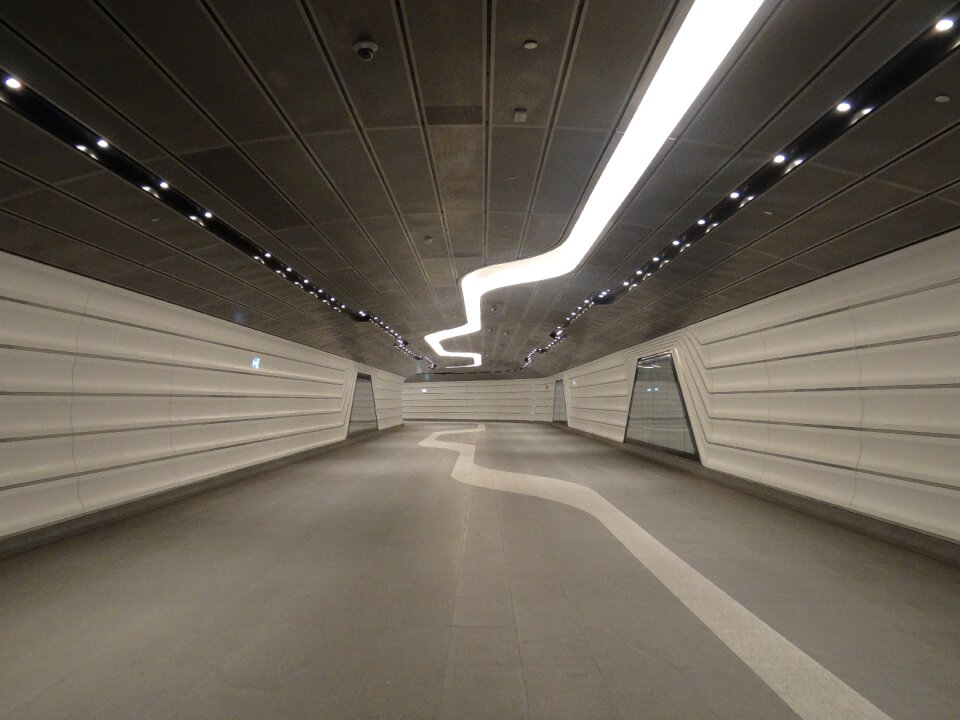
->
[425,0,767,367]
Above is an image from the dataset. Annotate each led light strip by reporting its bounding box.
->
[510,8,960,372]
[0,70,436,369]
[424,0,767,368]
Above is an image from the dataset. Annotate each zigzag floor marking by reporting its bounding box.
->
[419,424,892,720]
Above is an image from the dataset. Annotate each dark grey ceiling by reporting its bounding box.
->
[0,0,957,378]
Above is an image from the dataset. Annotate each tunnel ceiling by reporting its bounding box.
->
[0,0,958,379]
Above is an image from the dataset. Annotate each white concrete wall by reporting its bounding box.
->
[563,230,960,542]
[402,379,555,422]
[0,251,403,540]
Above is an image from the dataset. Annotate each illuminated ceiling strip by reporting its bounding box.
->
[425,0,766,368]
[513,7,960,371]
[0,69,436,369]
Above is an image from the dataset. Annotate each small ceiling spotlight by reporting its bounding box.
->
[96,138,109,148]
[4,77,22,89]
[836,101,852,112]
[263,251,271,258]
[935,18,955,32]
[935,94,951,103]
[203,211,213,219]
[672,239,680,246]
[523,39,539,50]
[697,218,706,225]
[773,153,787,164]
[140,185,151,192]
[730,191,741,199]
[158,181,169,189]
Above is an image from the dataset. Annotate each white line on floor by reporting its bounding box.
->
[420,424,892,720]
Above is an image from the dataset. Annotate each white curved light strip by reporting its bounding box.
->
[425,0,767,367]
[420,425,892,720]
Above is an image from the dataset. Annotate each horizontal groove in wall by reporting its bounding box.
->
[0,344,348,385]
[0,408,347,443]
[0,294,353,372]
[697,277,960,347]
[3,421,349,492]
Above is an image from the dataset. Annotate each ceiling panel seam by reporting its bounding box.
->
[298,0,453,327]
[393,0,459,310]
[198,0,437,335]
[92,0,415,327]
[0,15,362,311]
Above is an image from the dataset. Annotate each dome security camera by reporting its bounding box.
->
[353,40,379,61]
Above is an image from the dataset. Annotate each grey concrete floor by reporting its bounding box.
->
[0,422,958,719]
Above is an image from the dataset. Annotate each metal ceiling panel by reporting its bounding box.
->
[555,0,673,130]
[305,130,394,218]
[403,0,484,109]
[368,127,440,215]
[305,0,420,129]
[242,137,349,226]
[428,126,484,213]
[208,0,353,135]
[532,129,607,215]
[491,0,578,127]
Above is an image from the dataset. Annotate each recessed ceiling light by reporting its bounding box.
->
[263,251,271,257]
[75,144,87,151]
[935,94,951,103]
[96,138,108,148]
[773,153,786,164]
[189,215,198,221]
[697,218,706,225]
[672,239,680,246]
[523,39,539,50]
[836,101,852,112]
[423,0,766,368]
[652,256,660,262]
[141,185,151,192]
[935,18,955,32]
[203,211,213,219]
[730,191,740,199]
[4,77,22,89]
[158,181,169,189]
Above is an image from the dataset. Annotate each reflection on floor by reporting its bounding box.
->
[1,422,958,720]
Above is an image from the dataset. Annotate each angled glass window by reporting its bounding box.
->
[347,374,378,436]
[625,354,698,459]
[553,380,567,424]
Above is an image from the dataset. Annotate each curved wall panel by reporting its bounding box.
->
[402,379,554,423]
[0,251,404,540]
[563,230,960,542]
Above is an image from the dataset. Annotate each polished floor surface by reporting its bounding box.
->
[1,422,958,719]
